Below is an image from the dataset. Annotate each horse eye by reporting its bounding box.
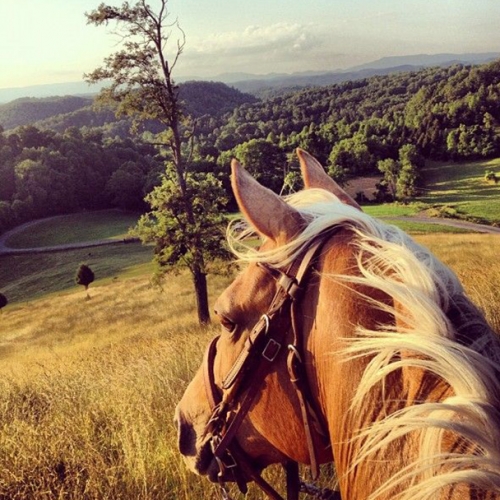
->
[219,315,237,334]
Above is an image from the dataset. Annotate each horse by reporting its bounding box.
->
[175,149,500,499]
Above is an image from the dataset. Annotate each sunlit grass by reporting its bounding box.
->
[415,233,500,332]
[418,158,500,224]
[0,210,497,498]
[363,203,424,218]
[383,219,472,234]
[0,268,315,499]
[360,158,500,225]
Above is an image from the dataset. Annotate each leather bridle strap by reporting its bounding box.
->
[203,335,290,500]
[203,236,333,499]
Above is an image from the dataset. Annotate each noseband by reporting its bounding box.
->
[202,236,341,500]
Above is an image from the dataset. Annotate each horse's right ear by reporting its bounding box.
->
[297,148,361,210]
[231,159,304,244]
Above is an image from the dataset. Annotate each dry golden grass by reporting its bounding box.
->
[415,233,500,333]
[0,234,498,499]
[0,271,298,499]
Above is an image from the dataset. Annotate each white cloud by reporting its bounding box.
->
[179,22,326,76]
[192,22,317,55]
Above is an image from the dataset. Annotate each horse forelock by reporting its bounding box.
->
[228,188,500,498]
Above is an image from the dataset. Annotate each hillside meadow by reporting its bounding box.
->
[417,157,500,224]
[0,228,498,498]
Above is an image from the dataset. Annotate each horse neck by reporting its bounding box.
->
[302,235,500,500]
[306,281,418,498]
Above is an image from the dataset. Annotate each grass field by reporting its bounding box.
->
[4,210,141,248]
[418,157,500,224]
[359,158,500,225]
[0,243,153,304]
[0,232,498,499]
[0,206,499,498]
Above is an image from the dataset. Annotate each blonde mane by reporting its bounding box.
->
[228,188,500,499]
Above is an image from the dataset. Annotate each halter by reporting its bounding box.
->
[202,236,341,500]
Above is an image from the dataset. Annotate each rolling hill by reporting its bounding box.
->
[0,81,257,132]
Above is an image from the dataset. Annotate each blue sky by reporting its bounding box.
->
[1,0,500,89]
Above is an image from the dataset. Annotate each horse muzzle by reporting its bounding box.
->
[174,406,222,481]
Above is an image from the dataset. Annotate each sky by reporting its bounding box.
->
[1,0,500,90]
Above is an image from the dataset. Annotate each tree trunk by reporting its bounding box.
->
[192,265,210,325]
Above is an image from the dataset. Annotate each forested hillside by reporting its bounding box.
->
[206,61,500,169]
[1,60,500,236]
[0,81,256,134]
[0,96,92,130]
[0,126,163,234]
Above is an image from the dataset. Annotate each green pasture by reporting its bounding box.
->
[361,157,500,226]
[363,203,424,218]
[0,243,153,304]
[381,219,472,234]
[418,157,500,224]
[4,210,141,248]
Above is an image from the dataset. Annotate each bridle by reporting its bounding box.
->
[202,236,341,500]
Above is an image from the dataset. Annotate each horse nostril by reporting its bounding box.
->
[176,411,197,457]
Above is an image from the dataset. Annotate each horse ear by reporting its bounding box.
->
[231,159,304,243]
[297,148,361,210]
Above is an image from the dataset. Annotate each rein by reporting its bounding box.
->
[202,236,341,500]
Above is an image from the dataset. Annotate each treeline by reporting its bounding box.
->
[1,61,500,234]
[0,125,163,234]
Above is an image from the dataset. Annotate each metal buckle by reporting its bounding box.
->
[287,344,303,362]
[261,314,270,334]
[262,338,281,361]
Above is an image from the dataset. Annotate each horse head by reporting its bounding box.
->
[175,150,500,499]
[175,150,357,487]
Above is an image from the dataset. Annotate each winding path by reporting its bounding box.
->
[382,216,500,234]
[0,217,140,256]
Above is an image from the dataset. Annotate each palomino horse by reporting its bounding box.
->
[176,149,500,499]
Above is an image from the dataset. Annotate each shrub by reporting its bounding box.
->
[75,264,95,297]
[484,169,498,183]
[0,292,7,312]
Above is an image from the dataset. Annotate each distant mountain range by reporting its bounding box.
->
[0,52,498,104]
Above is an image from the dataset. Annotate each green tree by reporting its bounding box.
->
[377,145,422,202]
[0,292,7,313]
[75,264,95,298]
[86,0,228,324]
[328,135,374,177]
[134,170,231,283]
[231,139,286,192]
[105,161,147,210]
[377,158,399,200]
[396,144,422,201]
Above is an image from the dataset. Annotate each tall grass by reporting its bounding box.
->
[0,234,498,498]
[0,271,303,499]
[416,233,500,332]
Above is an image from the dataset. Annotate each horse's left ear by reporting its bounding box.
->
[297,148,361,210]
[231,159,304,244]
